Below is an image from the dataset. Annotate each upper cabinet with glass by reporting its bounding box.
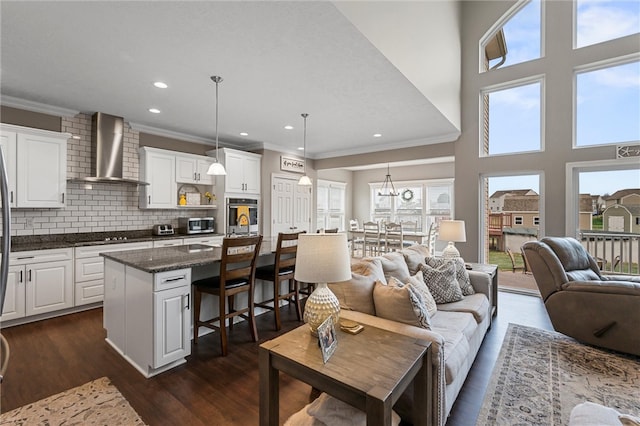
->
[575,0,640,49]
[480,0,542,72]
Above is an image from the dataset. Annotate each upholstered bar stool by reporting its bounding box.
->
[255,231,304,330]
[192,235,263,356]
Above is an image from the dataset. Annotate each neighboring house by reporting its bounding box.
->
[502,195,539,228]
[603,189,640,208]
[489,189,538,212]
[602,204,640,234]
[591,195,605,215]
[579,194,597,230]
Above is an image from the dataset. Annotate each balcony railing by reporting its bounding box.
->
[579,230,640,275]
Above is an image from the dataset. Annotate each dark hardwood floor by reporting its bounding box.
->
[0,290,553,425]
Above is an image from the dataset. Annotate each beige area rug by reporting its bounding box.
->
[477,324,640,425]
[0,377,146,425]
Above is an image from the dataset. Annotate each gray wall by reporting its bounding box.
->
[456,0,639,262]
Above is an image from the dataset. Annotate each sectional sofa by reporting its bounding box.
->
[328,245,493,426]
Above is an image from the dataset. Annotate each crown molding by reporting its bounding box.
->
[0,95,79,117]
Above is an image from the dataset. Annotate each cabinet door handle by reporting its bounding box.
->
[194,172,197,181]
[184,294,190,310]
[61,193,65,203]
[19,270,23,283]
[148,195,151,204]
[10,191,13,204]
[28,269,32,282]
[162,276,186,283]
[16,256,34,260]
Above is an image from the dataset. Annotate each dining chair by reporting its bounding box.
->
[401,220,418,247]
[362,221,381,256]
[192,234,263,356]
[383,222,404,252]
[255,231,304,331]
[426,222,439,255]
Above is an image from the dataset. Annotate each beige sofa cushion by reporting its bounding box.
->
[437,294,490,324]
[406,270,437,317]
[379,251,412,283]
[431,310,478,343]
[329,258,386,315]
[373,279,431,329]
[429,325,470,385]
[401,244,430,275]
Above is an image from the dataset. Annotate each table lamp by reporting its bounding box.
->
[294,233,352,335]
[438,220,466,259]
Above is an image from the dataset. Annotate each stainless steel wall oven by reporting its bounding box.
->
[226,197,259,236]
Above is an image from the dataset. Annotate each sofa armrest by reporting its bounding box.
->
[562,280,640,296]
[601,274,640,283]
[468,270,491,301]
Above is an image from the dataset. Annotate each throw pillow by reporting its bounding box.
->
[425,257,475,296]
[401,244,430,275]
[405,270,437,317]
[379,251,411,283]
[420,262,464,304]
[373,278,431,329]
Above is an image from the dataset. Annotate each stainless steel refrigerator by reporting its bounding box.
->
[0,149,11,381]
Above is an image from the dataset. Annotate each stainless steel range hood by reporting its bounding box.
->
[69,112,149,185]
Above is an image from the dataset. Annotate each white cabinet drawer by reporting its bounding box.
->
[154,269,191,292]
[10,248,72,265]
[75,279,104,306]
[153,239,184,248]
[183,236,223,247]
[75,241,153,258]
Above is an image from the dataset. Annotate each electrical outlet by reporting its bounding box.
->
[25,217,34,229]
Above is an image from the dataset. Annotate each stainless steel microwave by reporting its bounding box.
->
[179,217,215,234]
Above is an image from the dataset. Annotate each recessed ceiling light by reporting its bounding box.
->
[373,133,382,138]
[149,108,161,114]
[240,132,249,136]
[153,81,168,89]
[284,125,294,130]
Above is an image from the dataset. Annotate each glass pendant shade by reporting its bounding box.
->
[298,175,312,186]
[207,75,227,176]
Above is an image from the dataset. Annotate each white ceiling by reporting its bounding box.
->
[0,1,460,160]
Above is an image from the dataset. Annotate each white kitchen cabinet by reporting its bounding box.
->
[183,235,223,246]
[74,241,153,306]
[104,260,191,378]
[210,148,261,195]
[0,124,68,208]
[139,147,176,209]
[152,238,183,248]
[175,154,215,186]
[1,248,73,321]
[0,130,17,208]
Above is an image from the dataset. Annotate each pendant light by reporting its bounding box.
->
[298,113,312,186]
[206,75,227,176]
[378,164,399,196]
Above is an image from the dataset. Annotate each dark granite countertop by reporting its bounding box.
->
[101,237,277,273]
[10,231,225,252]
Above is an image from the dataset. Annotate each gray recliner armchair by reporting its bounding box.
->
[522,236,640,356]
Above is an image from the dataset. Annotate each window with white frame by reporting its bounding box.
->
[514,216,524,225]
[316,180,346,231]
[370,179,453,232]
[534,216,540,226]
[481,78,543,156]
[575,0,640,49]
[575,58,640,148]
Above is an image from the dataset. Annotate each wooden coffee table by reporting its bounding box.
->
[259,323,431,426]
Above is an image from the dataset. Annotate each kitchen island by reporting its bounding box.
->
[101,239,277,378]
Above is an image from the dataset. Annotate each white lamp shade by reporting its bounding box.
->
[438,220,466,242]
[298,175,312,186]
[206,161,227,176]
[295,233,351,283]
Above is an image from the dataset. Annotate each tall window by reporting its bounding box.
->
[482,78,543,156]
[370,179,453,231]
[575,0,640,48]
[481,0,542,72]
[575,59,640,147]
[316,180,346,231]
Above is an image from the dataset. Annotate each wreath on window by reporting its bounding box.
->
[401,189,414,202]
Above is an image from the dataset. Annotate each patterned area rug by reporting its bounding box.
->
[0,377,146,425]
[477,324,640,425]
